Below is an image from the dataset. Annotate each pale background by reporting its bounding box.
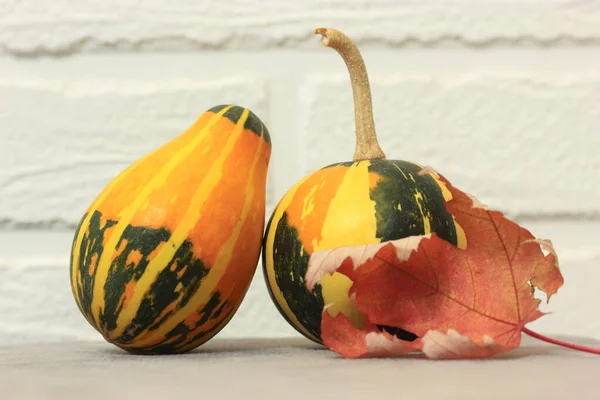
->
[0,0,599,346]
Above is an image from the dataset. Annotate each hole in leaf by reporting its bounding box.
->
[376,325,418,342]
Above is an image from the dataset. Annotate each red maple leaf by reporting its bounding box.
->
[306,169,565,359]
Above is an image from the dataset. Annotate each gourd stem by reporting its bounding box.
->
[522,327,600,355]
[315,28,386,162]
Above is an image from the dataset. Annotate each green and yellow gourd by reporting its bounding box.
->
[70,105,271,354]
[262,28,466,344]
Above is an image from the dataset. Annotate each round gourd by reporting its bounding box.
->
[262,28,466,344]
[70,105,271,354]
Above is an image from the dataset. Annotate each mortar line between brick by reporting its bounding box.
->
[4,35,600,59]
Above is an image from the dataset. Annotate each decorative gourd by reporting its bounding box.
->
[262,28,465,344]
[70,105,271,354]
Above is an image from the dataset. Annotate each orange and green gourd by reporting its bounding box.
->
[262,28,466,344]
[70,105,271,354]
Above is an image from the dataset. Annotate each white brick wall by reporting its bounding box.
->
[2,0,600,55]
[301,73,600,215]
[0,76,268,224]
[1,1,599,346]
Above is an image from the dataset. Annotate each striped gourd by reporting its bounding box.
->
[70,105,271,354]
[262,28,465,344]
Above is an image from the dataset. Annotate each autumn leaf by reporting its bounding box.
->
[320,308,505,360]
[320,309,509,360]
[306,169,564,359]
[420,329,505,360]
[319,309,421,359]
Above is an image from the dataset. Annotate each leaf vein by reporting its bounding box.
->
[488,211,521,322]
[374,251,517,327]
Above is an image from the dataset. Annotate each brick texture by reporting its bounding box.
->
[1,1,600,55]
[0,77,269,226]
[299,73,600,216]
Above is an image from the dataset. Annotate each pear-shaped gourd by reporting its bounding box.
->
[70,105,271,354]
[262,28,464,344]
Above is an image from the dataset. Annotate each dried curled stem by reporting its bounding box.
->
[315,27,386,162]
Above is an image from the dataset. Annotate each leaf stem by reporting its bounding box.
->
[522,327,600,355]
[315,27,386,162]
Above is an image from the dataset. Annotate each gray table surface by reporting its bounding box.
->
[1,335,599,400]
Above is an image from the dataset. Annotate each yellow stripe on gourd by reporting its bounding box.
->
[90,106,233,328]
[415,165,466,249]
[124,109,262,347]
[413,191,432,234]
[175,294,240,353]
[427,172,453,203]
[314,161,378,328]
[70,156,145,319]
[172,243,250,353]
[162,138,265,352]
[300,183,319,221]
[316,161,378,250]
[428,173,467,249]
[263,174,317,342]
